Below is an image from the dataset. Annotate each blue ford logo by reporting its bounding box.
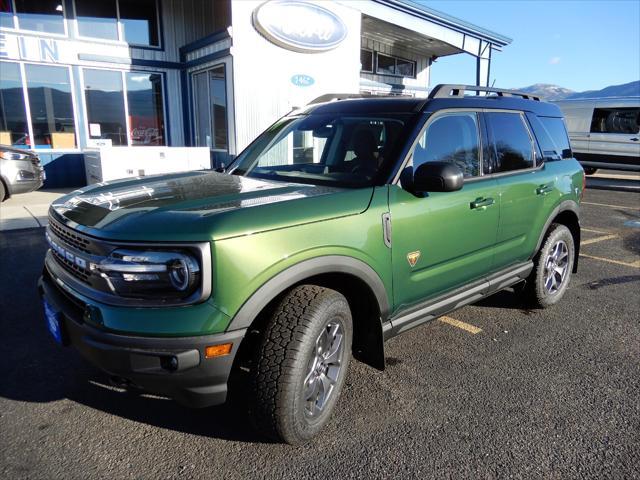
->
[253,1,347,53]
[291,74,315,87]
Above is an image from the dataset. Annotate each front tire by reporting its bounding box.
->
[249,285,352,444]
[525,223,575,308]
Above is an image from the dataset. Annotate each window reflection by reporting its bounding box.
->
[84,69,127,146]
[126,72,165,146]
[0,62,29,146]
[210,67,227,150]
[0,0,14,28]
[193,65,228,150]
[414,113,480,177]
[15,0,64,34]
[76,0,118,40]
[25,64,76,148]
[119,0,159,46]
[486,113,534,172]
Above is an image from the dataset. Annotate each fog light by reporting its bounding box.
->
[205,343,233,359]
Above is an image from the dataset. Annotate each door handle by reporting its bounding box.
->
[536,184,554,196]
[470,197,495,209]
[631,137,639,141]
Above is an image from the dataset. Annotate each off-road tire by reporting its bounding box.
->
[524,223,575,308]
[249,285,352,445]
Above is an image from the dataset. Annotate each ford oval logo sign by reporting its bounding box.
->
[291,74,315,87]
[253,1,347,53]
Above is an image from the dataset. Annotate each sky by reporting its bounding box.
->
[421,0,640,92]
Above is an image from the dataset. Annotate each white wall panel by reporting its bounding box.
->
[230,0,362,153]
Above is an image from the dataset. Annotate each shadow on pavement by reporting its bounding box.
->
[0,228,271,444]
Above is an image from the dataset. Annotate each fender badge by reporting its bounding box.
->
[407,251,421,267]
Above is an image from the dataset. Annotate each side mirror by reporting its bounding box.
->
[413,161,464,193]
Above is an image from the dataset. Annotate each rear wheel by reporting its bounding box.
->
[249,285,352,444]
[525,223,575,308]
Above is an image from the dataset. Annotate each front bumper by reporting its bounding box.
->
[38,270,246,408]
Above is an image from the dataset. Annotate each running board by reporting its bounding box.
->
[383,262,533,340]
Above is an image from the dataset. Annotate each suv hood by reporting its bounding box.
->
[51,171,374,241]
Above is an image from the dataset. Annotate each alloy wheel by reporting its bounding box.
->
[544,240,569,294]
[303,320,345,418]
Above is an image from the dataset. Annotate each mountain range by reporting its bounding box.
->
[514,80,640,100]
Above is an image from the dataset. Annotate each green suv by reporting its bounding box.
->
[39,85,584,444]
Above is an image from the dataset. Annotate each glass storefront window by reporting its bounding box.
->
[15,0,65,34]
[125,72,165,146]
[1,1,14,29]
[83,69,127,146]
[119,0,159,47]
[0,62,29,146]
[75,0,118,40]
[74,0,160,46]
[24,63,76,148]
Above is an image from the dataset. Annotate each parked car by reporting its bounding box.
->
[554,97,640,174]
[0,145,45,201]
[39,85,584,444]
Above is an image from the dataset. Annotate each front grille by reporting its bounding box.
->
[51,248,91,284]
[49,218,91,253]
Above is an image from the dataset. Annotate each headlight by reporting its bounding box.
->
[0,150,31,161]
[98,249,201,300]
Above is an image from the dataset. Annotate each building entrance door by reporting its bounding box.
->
[191,65,228,160]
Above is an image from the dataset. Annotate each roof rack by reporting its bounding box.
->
[307,93,373,105]
[428,84,541,101]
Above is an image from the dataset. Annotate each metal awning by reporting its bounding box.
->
[361,15,463,58]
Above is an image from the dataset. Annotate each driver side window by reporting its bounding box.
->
[412,112,480,178]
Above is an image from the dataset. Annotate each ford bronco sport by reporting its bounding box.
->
[39,85,584,444]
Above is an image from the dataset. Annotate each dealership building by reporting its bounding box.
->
[0,0,510,188]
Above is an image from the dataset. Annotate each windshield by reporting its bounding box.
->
[229,113,411,187]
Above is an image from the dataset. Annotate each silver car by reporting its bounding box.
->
[554,97,640,174]
[0,145,45,202]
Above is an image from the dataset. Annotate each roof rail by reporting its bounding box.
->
[307,93,373,105]
[428,84,541,101]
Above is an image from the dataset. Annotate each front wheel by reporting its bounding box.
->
[249,285,352,444]
[524,223,575,308]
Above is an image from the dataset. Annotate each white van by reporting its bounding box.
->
[554,97,639,174]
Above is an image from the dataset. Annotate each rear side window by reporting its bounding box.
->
[485,112,534,173]
[535,116,572,161]
[590,108,640,134]
[412,112,480,177]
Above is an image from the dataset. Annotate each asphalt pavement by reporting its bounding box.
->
[1,180,638,479]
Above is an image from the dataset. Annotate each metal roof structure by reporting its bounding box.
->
[381,0,512,48]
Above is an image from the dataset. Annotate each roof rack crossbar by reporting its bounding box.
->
[428,84,541,101]
[307,93,373,105]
